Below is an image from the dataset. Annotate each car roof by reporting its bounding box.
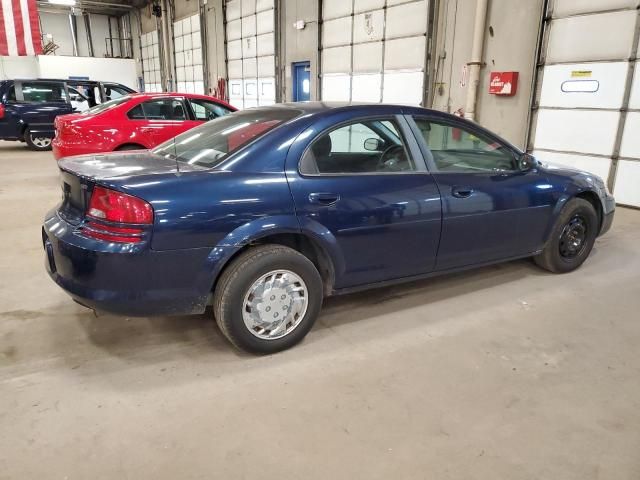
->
[125,92,235,109]
[254,101,456,120]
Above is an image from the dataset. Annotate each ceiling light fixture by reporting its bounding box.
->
[48,0,77,6]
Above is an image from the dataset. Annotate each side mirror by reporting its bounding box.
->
[519,153,537,171]
[364,138,384,151]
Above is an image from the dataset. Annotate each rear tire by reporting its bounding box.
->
[24,128,52,151]
[534,198,598,273]
[213,245,323,354]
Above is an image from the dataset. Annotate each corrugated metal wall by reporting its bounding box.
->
[225,0,277,109]
[320,0,430,105]
[530,0,640,207]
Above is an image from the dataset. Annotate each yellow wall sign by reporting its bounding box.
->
[571,70,593,78]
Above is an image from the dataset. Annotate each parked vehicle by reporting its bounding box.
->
[52,92,236,159]
[42,103,615,354]
[0,79,135,151]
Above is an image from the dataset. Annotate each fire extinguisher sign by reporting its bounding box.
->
[489,72,519,96]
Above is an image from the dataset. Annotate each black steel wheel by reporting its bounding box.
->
[534,198,598,273]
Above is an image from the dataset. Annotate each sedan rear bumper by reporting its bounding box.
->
[43,209,228,316]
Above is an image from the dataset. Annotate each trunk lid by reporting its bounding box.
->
[57,151,200,224]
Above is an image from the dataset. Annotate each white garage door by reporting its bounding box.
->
[320,0,430,105]
[140,31,162,93]
[174,14,205,94]
[530,0,640,207]
[225,0,276,109]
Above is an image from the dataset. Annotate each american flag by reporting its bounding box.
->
[0,0,43,56]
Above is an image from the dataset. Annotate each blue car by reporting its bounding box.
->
[43,103,615,353]
[0,79,134,150]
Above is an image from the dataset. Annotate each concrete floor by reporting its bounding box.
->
[1,141,639,479]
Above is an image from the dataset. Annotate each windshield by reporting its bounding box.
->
[81,96,130,115]
[151,108,302,168]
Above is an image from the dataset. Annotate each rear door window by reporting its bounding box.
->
[188,98,232,121]
[129,99,187,120]
[21,82,67,103]
[103,84,132,101]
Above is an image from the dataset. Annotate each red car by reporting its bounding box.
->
[52,92,235,159]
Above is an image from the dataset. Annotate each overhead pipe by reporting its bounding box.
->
[68,12,78,56]
[464,0,489,122]
[160,0,174,91]
[83,13,94,57]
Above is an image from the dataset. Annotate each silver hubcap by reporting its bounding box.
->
[31,135,51,148]
[242,269,308,340]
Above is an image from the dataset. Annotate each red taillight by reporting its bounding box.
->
[0,104,5,119]
[87,186,153,224]
[82,221,144,243]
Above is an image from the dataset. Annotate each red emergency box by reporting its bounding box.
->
[489,71,519,96]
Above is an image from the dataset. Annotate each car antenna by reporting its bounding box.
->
[173,137,180,174]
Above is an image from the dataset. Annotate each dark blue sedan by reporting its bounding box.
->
[43,103,615,353]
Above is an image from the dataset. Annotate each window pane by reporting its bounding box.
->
[152,108,302,168]
[189,98,232,121]
[141,99,186,120]
[413,118,516,172]
[82,96,129,116]
[22,82,65,103]
[127,104,145,119]
[300,119,415,174]
[104,85,131,101]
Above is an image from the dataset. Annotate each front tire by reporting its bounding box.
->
[213,245,323,354]
[534,198,599,273]
[24,128,52,151]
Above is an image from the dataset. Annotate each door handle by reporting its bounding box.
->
[451,186,474,198]
[309,192,340,206]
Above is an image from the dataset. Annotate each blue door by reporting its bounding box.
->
[409,116,555,270]
[292,62,311,102]
[286,111,442,289]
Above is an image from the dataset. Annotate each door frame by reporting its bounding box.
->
[292,61,311,102]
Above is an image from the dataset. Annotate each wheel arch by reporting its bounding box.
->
[574,189,603,232]
[206,217,344,297]
[115,142,147,151]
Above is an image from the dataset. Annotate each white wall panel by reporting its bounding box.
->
[384,37,426,70]
[353,42,383,73]
[322,17,353,47]
[256,9,274,34]
[242,15,257,36]
[552,0,638,17]
[322,46,352,74]
[354,0,385,12]
[620,112,640,159]
[385,1,428,39]
[174,14,204,93]
[228,60,243,77]
[241,0,256,16]
[227,40,242,59]
[257,0,273,11]
[227,19,242,40]
[613,160,640,206]
[351,74,382,102]
[323,0,352,20]
[533,150,612,180]
[539,62,628,109]
[546,10,637,63]
[322,75,351,101]
[243,57,257,77]
[242,36,258,57]
[257,55,275,76]
[382,71,423,104]
[534,109,620,155]
[353,10,384,43]
[257,33,275,55]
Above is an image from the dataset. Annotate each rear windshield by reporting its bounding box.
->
[81,96,130,115]
[151,108,302,168]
